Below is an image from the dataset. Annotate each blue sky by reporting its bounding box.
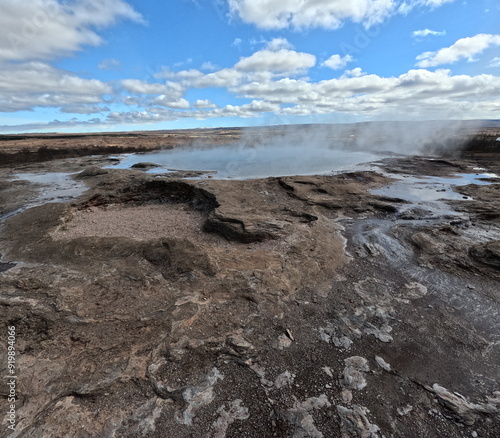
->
[0,0,499,133]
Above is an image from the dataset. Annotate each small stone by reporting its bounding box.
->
[397,405,413,416]
[341,389,353,404]
[404,282,428,299]
[274,371,295,389]
[342,356,369,390]
[131,162,160,169]
[332,336,353,350]
[277,334,292,350]
[375,356,391,372]
[227,334,253,352]
[322,366,334,378]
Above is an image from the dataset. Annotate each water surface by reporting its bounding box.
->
[107,144,385,179]
[372,173,497,202]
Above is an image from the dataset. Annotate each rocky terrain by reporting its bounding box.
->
[0,131,500,437]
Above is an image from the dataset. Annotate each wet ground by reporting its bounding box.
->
[0,147,499,438]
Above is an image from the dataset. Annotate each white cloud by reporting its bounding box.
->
[154,45,315,93]
[0,61,111,112]
[412,28,446,38]
[121,80,172,95]
[193,99,217,109]
[228,0,397,29]
[265,37,293,51]
[416,34,500,67]
[343,67,366,77]
[227,0,457,30]
[3,64,500,132]
[107,110,162,124]
[233,68,500,119]
[322,54,354,70]
[152,97,190,109]
[155,68,204,81]
[0,0,143,62]
[1,13,499,131]
[235,49,316,74]
[191,68,244,88]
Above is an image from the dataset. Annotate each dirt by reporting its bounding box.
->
[0,136,499,438]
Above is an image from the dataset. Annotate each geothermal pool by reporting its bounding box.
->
[107,143,385,179]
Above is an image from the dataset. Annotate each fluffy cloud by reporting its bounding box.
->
[190,68,244,88]
[194,99,217,109]
[232,68,500,119]
[156,43,315,92]
[227,0,456,30]
[0,0,143,62]
[322,54,354,70]
[235,49,316,74]
[3,64,499,132]
[0,62,111,112]
[155,68,205,81]
[152,97,190,109]
[416,34,500,68]
[412,28,446,38]
[343,67,366,77]
[121,79,175,95]
[215,100,281,117]
[0,1,142,114]
[13,62,497,127]
[228,0,396,29]
[265,37,293,51]
[235,78,314,103]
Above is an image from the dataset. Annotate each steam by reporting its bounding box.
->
[236,120,486,156]
[116,120,493,179]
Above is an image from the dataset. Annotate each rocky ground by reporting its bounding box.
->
[0,141,499,437]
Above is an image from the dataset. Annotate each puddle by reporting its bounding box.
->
[106,144,385,179]
[12,172,87,204]
[371,173,497,203]
[0,172,88,223]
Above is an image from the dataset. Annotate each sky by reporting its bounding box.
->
[0,0,499,133]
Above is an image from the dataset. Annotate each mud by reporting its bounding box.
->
[0,145,499,437]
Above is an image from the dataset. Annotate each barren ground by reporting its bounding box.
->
[0,130,499,438]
